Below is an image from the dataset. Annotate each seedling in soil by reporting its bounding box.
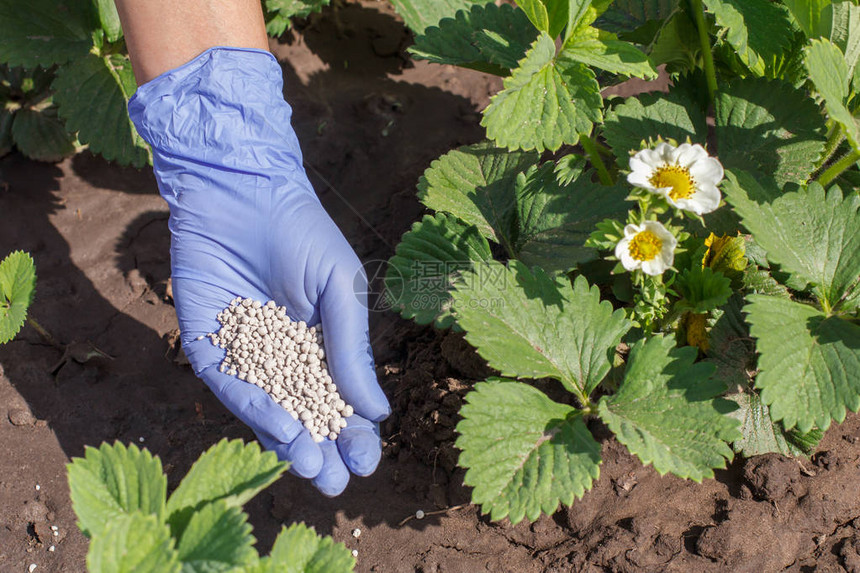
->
[207,297,353,442]
[67,439,355,572]
[0,250,36,345]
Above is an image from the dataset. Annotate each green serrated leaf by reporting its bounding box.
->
[783,0,832,39]
[804,38,860,152]
[707,294,755,388]
[409,3,538,74]
[726,390,822,457]
[451,262,630,396]
[67,442,166,539]
[385,214,492,328]
[11,107,76,162]
[596,0,679,36]
[87,512,181,573]
[253,523,355,573]
[176,500,257,572]
[702,0,794,75]
[0,0,96,68]
[598,336,740,481]
[53,53,150,167]
[676,266,732,314]
[389,0,493,33]
[0,250,36,345]
[830,1,860,77]
[714,77,827,186]
[746,295,860,433]
[513,162,630,272]
[456,380,601,523]
[742,267,790,297]
[649,10,700,72]
[263,0,329,36]
[417,141,538,248]
[482,33,602,152]
[725,179,860,309]
[603,88,707,167]
[94,0,122,42]
[166,439,286,539]
[562,27,657,78]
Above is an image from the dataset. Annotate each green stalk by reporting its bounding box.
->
[817,148,860,188]
[581,134,613,185]
[813,125,846,174]
[689,0,718,104]
[27,317,61,349]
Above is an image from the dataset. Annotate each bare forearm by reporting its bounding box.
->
[113,0,269,85]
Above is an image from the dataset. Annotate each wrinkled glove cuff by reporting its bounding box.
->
[127,47,307,200]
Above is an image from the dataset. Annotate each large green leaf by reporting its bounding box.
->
[0,0,95,68]
[596,0,679,35]
[725,180,860,309]
[409,3,538,75]
[513,162,629,272]
[714,77,827,186]
[389,0,493,33]
[53,53,150,167]
[831,1,860,77]
[451,262,630,397]
[804,38,860,152]
[166,439,286,537]
[263,0,329,37]
[482,33,602,152]
[727,390,823,457]
[87,513,181,573]
[648,10,700,72]
[67,442,166,539]
[783,0,832,39]
[0,251,36,344]
[456,380,601,523]
[176,500,257,572]
[603,88,707,167]
[707,294,756,388]
[598,336,740,481]
[562,27,657,79]
[385,213,492,328]
[247,523,355,573]
[11,107,76,162]
[746,295,860,433]
[702,0,794,75]
[417,141,538,248]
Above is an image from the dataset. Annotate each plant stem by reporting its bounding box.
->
[581,134,613,185]
[817,148,860,187]
[689,0,717,104]
[27,317,61,349]
[814,125,846,174]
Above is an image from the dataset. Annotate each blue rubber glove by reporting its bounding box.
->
[128,47,390,496]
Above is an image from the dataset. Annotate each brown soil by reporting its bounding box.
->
[1,2,859,572]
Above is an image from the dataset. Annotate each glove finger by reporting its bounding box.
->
[336,415,382,477]
[199,365,303,445]
[319,269,390,422]
[312,439,350,497]
[256,431,323,479]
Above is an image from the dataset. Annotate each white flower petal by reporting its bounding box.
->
[640,258,666,276]
[675,143,708,168]
[615,237,639,271]
[633,148,666,168]
[628,170,656,189]
[689,157,724,186]
[623,223,643,236]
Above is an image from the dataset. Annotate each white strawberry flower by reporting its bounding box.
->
[627,142,724,215]
[615,221,677,276]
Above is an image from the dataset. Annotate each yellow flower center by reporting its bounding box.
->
[629,230,663,261]
[649,165,696,200]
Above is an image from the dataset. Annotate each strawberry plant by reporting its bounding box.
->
[0,251,36,345]
[387,0,860,523]
[67,439,355,572]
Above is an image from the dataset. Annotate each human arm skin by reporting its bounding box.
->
[113,0,269,85]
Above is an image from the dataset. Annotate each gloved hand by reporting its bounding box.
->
[128,47,390,496]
